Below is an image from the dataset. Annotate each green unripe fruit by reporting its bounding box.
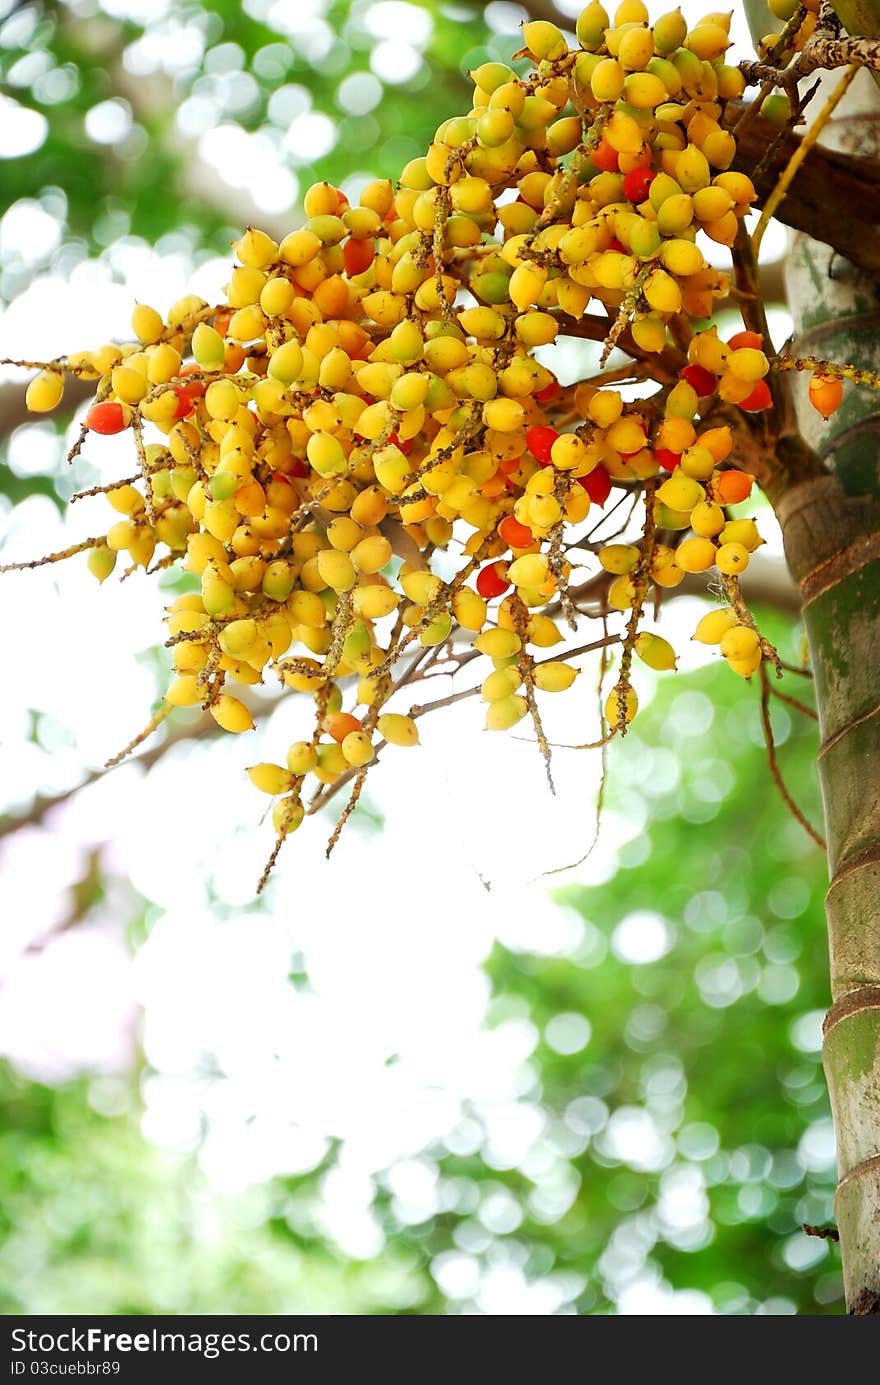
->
[272,797,305,835]
[599,543,640,575]
[634,632,677,670]
[191,322,225,370]
[760,93,792,129]
[656,193,694,235]
[628,218,661,259]
[653,8,687,54]
[470,62,516,94]
[307,431,347,477]
[87,544,117,583]
[576,1,609,49]
[769,0,798,17]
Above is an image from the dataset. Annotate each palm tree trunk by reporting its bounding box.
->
[777,55,880,1311]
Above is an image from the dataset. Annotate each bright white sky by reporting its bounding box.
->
[0,0,823,1315]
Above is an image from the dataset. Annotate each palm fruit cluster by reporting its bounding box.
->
[17,3,787,861]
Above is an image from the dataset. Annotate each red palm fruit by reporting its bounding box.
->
[622,166,655,203]
[344,237,375,277]
[499,515,534,549]
[525,425,558,464]
[578,465,612,505]
[680,364,716,397]
[655,449,681,471]
[739,380,772,412]
[476,561,511,599]
[86,401,130,434]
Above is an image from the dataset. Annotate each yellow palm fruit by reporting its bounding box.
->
[588,390,624,428]
[550,433,588,471]
[686,22,731,61]
[338,730,374,768]
[483,398,525,433]
[191,322,225,370]
[599,543,640,575]
[591,57,625,101]
[715,541,750,575]
[205,379,243,421]
[211,694,254,733]
[715,172,757,206]
[458,306,506,341]
[353,583,398,619]
[316,548,357,592]
[227,305,266,342]
[474,627,521,658]
[607,416,647,456]
[350,534,390,574]
[400,569,443,605]
[508,262,547,311]
[665,379,699,419]
[605,684,638,725]
[508,553,548,588]
[485,693,528,731]
[164,675,204,708]
[259,276,295,317]
[146,342,182,384]
[719,519,765,552]
[727,649,762,678]
[286,741,318,776]
[635,632,677,670]
[691,501,726,538]
[608,575,637,610]
[452,586,487,632]
[306,431,348,478]
[390,371,430,412]
[644,268,681,314]
[25,370,65,412]
[657,472,703,512]
[675,536,716,572]
[219,618,259,661]
[111,365,148,404]
[131,302,165,344]
[527,615,563,648]
[522,19,568,60]
[720,625,761,662]
[656,193,694,235]
[680,445,716,481]
[726,348,769,384]
[267,339,304,384]
[373,444,409,493]
[693,606,737,644]
[248,763,294,795]
[659,239,704,276]
[234,228,279,268]
[272,797,305,833]
[482,666,523,702]
[378,713,419,747]
[534,661,578,692]
[515,310,558,347]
